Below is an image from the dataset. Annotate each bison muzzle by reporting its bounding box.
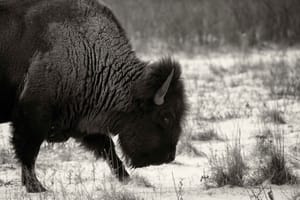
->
[0,0,187,193]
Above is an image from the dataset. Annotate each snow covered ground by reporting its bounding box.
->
[1,48,300,200]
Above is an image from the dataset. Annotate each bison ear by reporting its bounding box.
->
[154,69,174,105]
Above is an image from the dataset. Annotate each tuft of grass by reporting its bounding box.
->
[262,135,297,185]
[260,108,286,124]
[253,131,297,185]
[209,135,247,187]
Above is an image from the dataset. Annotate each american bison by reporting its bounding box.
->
[0,0,186,193]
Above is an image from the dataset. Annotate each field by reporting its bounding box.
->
[0,48,300,200]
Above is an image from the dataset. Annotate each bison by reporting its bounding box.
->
[0,0,186,193]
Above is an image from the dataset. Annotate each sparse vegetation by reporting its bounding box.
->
[261,134,297,185]
[253,130,298,185]
[209,136,247,187]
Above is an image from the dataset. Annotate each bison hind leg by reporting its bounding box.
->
[80,134,130,182]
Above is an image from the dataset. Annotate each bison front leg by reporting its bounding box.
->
[11,102,49,193]
[80,134,130,182]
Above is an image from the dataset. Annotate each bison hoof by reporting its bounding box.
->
[25,181,47,193]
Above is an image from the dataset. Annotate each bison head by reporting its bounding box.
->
[118,58,186,168]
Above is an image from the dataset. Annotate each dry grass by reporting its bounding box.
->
[261,135,297,185]
[252,130,298,185]
[209,135,247,187]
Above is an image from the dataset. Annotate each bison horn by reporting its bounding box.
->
[154,69,174,105]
